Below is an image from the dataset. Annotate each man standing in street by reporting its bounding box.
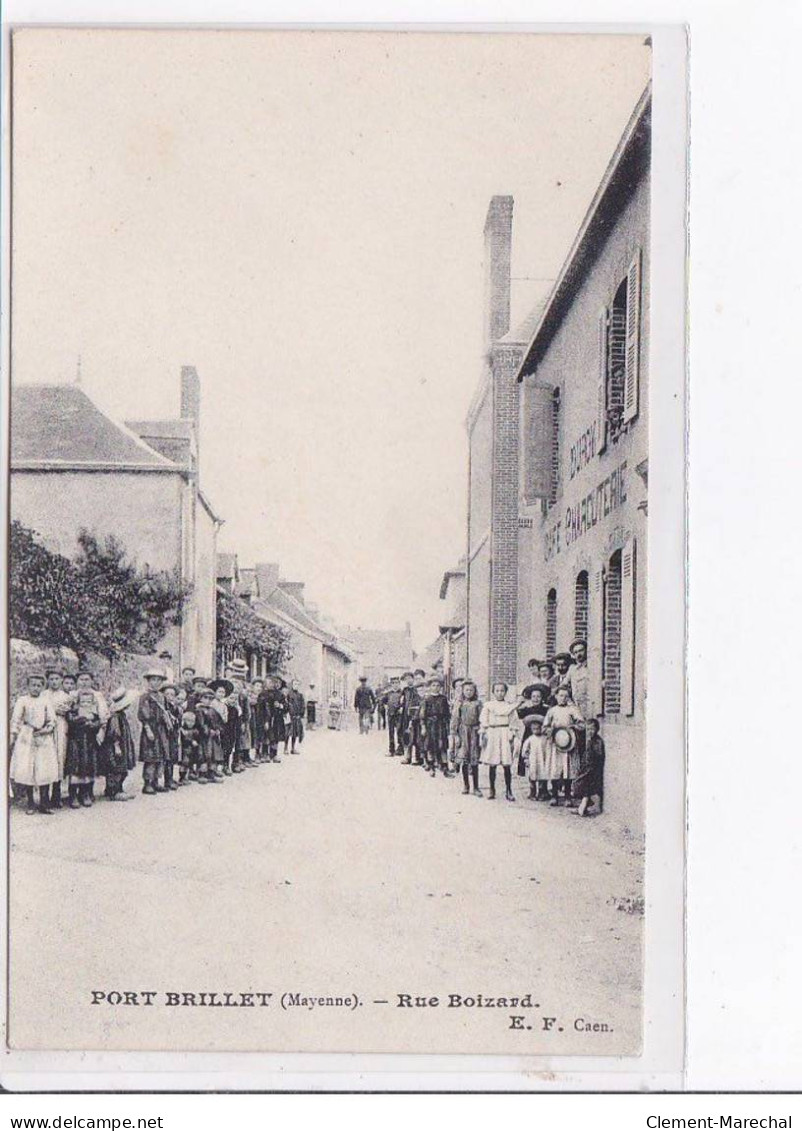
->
[286,679,306,754]
[354,676,376,735]
[567,640,590,718]
[399,671,423,765]
[385,676,403,757]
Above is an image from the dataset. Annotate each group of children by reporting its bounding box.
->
[375,638,606,817]
[9,660,307,814]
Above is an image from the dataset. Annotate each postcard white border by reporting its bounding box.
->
[0,10,688,1093]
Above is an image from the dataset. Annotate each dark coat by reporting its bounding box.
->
[258,689,288,745]
[196,703,224,765]
[99,709,136,777]
[65,709,101,779]
[287,689,306,717]
[354,686,376,711]
[421,694,450,753]
[138,691,172,764]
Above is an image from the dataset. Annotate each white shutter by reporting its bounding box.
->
[598,308,608,454]
[621,541,637,716]
[522,376,555,503]
[588,565,606,716]
[623,251,642,424]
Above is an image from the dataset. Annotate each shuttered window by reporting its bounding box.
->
[620,541,637,715]
[603,550,623,715]
[623,251,642,424]
[545,387,561,513]
[546,588,557,660]
[589,566,605,716]
[522,376,557,504]
[574,571,589,642]
[598,310,609,455]
[599,250,642,451]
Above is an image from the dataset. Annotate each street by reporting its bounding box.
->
[9,725,644,1055]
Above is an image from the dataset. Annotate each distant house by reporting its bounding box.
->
[346,627,415,687]
[216,555,353,709]
[10,367,222,673]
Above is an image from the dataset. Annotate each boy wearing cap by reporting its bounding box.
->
[420,677,451,778]
[384,676,403,757]
[286,680,306,754]
[354,677,376,736]
[226,662,252,770]
[137,670,171,795]
[162,685,182,791]
[398,672,422,765]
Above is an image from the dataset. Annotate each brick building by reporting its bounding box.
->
[465,196,529,694]
[346,626,415,688]
[516,87,650,829]
[462,87,650,828]
[10,367,222,674]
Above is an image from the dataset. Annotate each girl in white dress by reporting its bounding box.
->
[542,686,585,807]
[10,673,59,815]
[479,682,519,801]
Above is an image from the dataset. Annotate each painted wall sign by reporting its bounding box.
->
[544,460,629,561]
[568,420,598,481]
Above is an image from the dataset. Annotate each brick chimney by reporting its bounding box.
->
[483,196,514,348]
[180,366,201,431]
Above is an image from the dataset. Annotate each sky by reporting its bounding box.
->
[11,29,651,650]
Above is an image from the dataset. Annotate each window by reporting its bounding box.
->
[574,571,589,642]
[603,550,623,714]
[598,250,641,450]
[522,377,560,508]
[546,588,558,660]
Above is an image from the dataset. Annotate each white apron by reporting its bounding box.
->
[10,695,59,787]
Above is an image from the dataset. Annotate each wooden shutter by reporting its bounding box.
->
[623,251,642,424]
[522,376,555,504]
[598,308,609,454]
[588,565,606,716]
[621,541,637,716]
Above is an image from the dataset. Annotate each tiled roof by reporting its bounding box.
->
[11,384,177,470]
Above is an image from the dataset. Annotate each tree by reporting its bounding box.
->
[216,590,292,672]
[9,521,192,663]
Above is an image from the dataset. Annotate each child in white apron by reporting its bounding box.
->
[479,682,519,801]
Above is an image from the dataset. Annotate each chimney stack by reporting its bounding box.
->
[255,562,280,598]
[483,196,514,348]
[180,366,201,431]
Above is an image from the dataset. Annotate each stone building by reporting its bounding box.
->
[516,87,650,828]
[346,627,415,687]
[218,555,353,712]
[10,367,222,674]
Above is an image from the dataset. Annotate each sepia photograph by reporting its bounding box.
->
[5,26,668,1064]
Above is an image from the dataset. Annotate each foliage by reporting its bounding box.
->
[216,590,292,671]
[9,521,192,663]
